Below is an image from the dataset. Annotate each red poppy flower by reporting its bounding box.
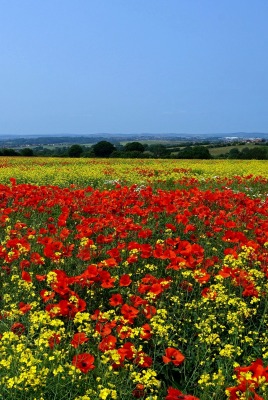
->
[11,322,25,336]
[140,323,152,340]
[235,359,268,383]
[138,228,152,239]
[201,287,217,300]
[109,293,123,307]
[132,384,145,398]
[72,353,95,373]
[121,304,139,324]
[134,351,153,368]
[163,347,185,366]
[98,270,115,288]
[30,252,45,265]
[142,304,157,319]
[242,283,259,298]
[21,270,32,283]
[129,295,147,307]
[58,296,86,319]
[148,283,163,296]
[18,302,32,314]
[48,333,61,349]
[95,321,116,337]
[184,224,196,233]
[106,247,122,262]
[19,260,31,270]
[36,274,46,281]
[119,274,132,287]
[226,382,262,400]
[118,342,135,360]
[71,332,89,348]
[116,324,132,339]
[165,386,200,400]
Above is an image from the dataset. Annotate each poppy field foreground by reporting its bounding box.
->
[0,163,268,399]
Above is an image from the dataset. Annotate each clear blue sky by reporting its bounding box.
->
[1,0,267,136]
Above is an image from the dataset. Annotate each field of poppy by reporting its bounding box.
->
[0,157,268,400]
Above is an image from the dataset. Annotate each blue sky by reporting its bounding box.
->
[1,0,267,136]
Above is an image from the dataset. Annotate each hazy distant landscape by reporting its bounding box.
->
[1,131,268,148]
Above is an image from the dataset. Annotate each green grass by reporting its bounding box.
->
[209,144,262,156]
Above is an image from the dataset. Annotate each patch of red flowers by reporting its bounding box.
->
[226,359,268,400]
[1,177,268,399]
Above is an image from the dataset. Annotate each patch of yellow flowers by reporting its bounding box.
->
[0,157,268,186]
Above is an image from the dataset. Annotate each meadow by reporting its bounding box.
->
[0,157,268,400]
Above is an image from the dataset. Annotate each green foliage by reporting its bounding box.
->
[228,148,241,159]
[68,145,84,158]
[0,148,20,156]
[92,141,116,157]
[176,146,211,159]
[228,146,268,160]
[110,150,150,158]
[20,148,34,156]
[148,144,171,157]
[124,141,145,152]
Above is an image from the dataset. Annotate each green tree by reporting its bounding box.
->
[1,148,19,156]
[148,144,170,157]
[176,146,194,159]
[176,146,211,159]
[192,146,211,159]
[92,141,116,157]
[239,146,267,160]
[68,144,83,158]
[124,142,145,152]
[240,147,250,159]
[228,148,241,159]
[20,148,34,156]
[248,146,267,160]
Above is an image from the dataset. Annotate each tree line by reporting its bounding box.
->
[1,140,268,159]
[0,141,211,159]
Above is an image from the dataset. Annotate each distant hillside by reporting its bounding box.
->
[1,132,268,148]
